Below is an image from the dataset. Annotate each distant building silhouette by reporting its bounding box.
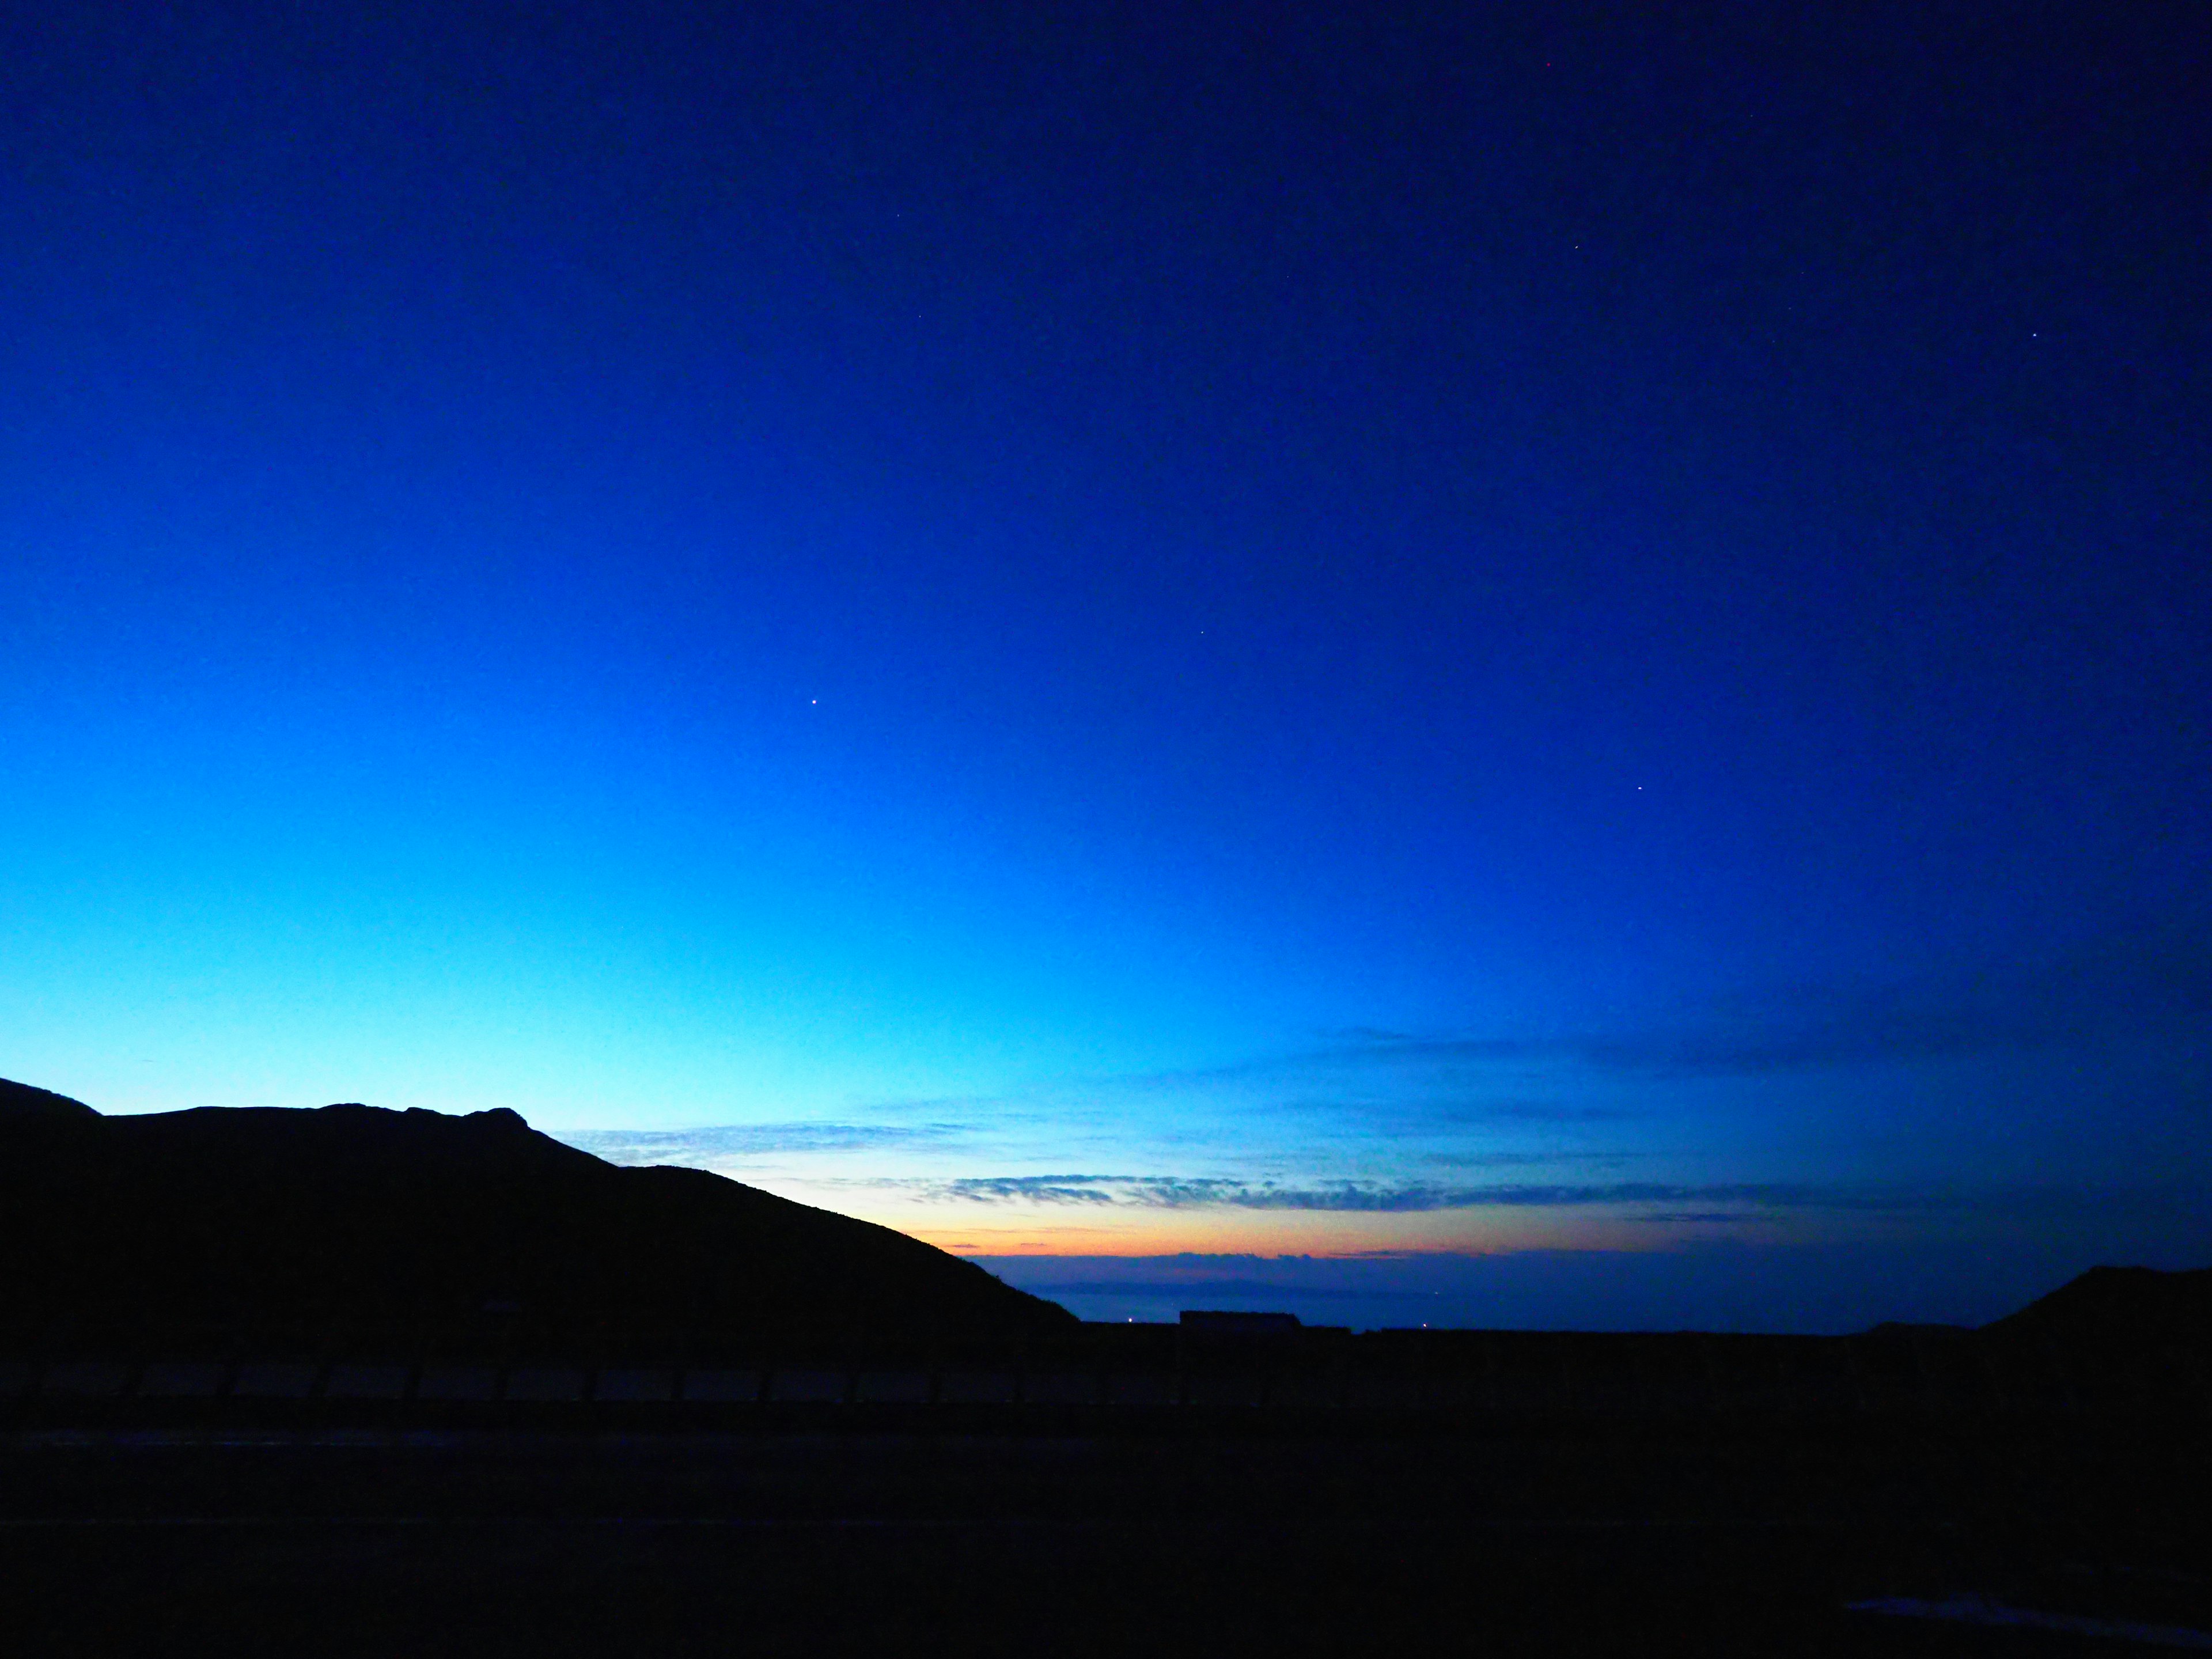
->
[1181,1310,1301,1333]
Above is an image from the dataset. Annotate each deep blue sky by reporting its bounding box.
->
[4,2,2207,1327]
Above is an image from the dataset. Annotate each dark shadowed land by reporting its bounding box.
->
[0,1077,1071,1352]
[2,1081,2206,1654]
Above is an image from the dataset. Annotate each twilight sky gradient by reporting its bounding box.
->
[4,2,2207,1328]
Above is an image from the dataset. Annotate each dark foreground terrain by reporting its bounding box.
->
[2,1082,2203,1653]
[3,1335,2205,1657]
[1,1418,2206,1656]
[0,1080,1071,1349]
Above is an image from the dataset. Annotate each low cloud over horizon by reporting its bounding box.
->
[547,935,2210,1282]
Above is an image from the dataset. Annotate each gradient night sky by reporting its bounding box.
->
[5,3,2207,1329]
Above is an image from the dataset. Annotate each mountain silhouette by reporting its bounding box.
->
[0,1081,1073,1349]
[0,1076,98,1119]
[1980,1263,2212,1360]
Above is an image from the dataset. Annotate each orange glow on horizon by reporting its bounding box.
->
[887,1203,1787,1257]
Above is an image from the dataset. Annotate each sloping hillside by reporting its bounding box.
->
[0,1081,1071,1348]
[1980,1263,2212,1359]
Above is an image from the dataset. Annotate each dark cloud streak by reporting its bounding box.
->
[1328,918,2212,1080]
[561,1123,963,1161]
[887,1175,1955,1214]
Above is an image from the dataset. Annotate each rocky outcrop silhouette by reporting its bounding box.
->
[0,1081,1073,1347]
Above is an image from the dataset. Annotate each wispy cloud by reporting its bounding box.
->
[1420,1150,1635,1169]
[560,1123,964,1162]
[550,922,2211,1211]
[1080,919,2212,1107]
[1324,918,2212,1080]
[1429,1101,1635,1124]
[870,1175,1944,1214]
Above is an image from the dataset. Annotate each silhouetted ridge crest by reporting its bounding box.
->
[0,1076,97,1119]
[1979,1264,2211,1357]
[0,1089,1072,1346]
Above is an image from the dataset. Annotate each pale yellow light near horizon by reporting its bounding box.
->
[810,1192,1799,1259]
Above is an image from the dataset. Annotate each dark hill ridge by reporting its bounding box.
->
[1981,1263,2212,1354]
[3,1077,2202,1363]
[0,1081,1073,1347]
[1846,1268,2211,1370]
[0,1076,97,1119]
